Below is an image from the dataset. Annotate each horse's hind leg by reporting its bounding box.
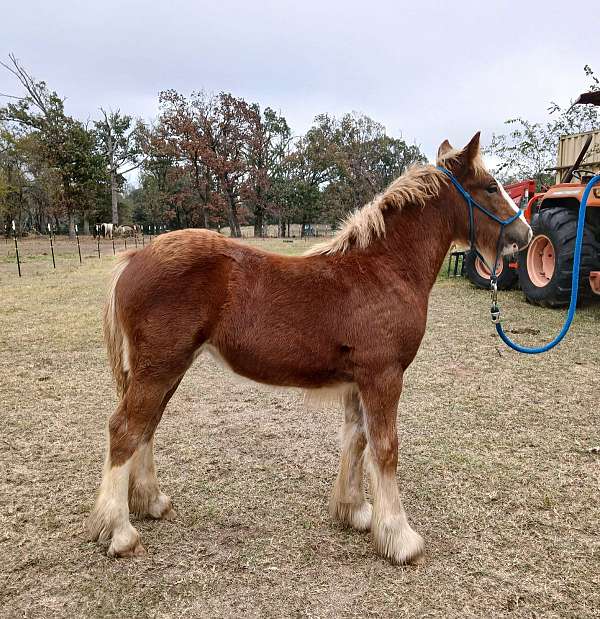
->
[329,388,372,531]
[87,378,175,557]
[360,371,424,565]
[129,437,175,521]
[129,380,183,521]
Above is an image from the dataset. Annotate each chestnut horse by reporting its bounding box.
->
[87,133,531,564]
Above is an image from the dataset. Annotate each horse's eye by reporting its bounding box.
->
[486,184,498,194]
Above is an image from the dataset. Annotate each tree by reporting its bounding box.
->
[244,105,291,235]
[329,113,426,217]
[205,93,255,237]
[275,113,426,234]
[94,109,144,226]
[0,55,105,236]
[0,124,28,234]
[157,90,214,228]
[487,65,599,188]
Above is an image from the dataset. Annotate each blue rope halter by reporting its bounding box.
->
[438,166,600,354]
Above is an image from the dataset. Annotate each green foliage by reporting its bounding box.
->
[487,66,599,188]
[280,112,426,228]
[0,55,107,234]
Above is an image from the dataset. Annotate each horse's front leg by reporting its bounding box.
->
[330,388,372,531]
[360,370,424,565]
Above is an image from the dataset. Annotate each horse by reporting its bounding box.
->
[101,223,114,239]
[87,133,532,564]
[116,225,134,238]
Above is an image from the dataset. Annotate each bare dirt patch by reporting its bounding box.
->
[1,237,599,617]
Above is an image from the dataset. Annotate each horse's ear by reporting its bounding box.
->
[462,132,481,164]
[448,132,481,174]
[436,139,453,163]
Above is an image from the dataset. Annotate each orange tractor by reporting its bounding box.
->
[465,91,600,306]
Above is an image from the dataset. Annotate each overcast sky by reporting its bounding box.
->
[1,0,598,161]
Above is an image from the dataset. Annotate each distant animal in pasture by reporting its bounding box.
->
[99,223,114,239]
[116,225,134,238]
[87,133,532,565]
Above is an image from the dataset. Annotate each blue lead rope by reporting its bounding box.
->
[496,174,600,354]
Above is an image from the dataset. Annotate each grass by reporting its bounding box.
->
[1,235,599,618]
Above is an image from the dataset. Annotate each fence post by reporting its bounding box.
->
[75,224,82,264]
[12,220,21,277]
[47,223,56,269]
[96,225,101,258]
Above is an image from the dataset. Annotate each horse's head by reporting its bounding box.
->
[437,133,532,265]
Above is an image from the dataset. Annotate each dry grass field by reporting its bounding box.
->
[1,235,599,618]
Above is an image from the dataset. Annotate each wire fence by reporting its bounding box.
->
[1,223,162,278]
[1,223,332,278]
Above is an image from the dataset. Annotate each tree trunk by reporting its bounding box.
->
[193,160,208,229]
[111,169,119,225]
[199,203,207,229]
[279,210,286,237]
[226,189,241,238]
[40,211,48,236]
[83,212,90,235]
[68,209,76,238]
[253,206,264,237]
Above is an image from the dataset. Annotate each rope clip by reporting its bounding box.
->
[490,302,501,324]
[489,278,500,323]
[489,278,498,303]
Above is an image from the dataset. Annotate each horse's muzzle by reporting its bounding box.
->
[503,224,533,255]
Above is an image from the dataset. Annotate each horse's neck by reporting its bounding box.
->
[376,195,458,291]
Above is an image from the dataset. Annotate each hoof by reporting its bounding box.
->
[108,540,146,559]
[330,500,372,531]
[160,507,177,521]
[373,519,425,566]
[107,524,145,559]
[148,494,176,521]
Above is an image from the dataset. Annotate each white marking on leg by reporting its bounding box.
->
[368,453,424,564]
[88,453,144,557]
[330,412,372,531]
[130,439,175,520]
[88,455,134,542]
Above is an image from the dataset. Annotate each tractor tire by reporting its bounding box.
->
[464,250,517,290]
[518,207,597,307]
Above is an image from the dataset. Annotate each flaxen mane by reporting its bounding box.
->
[307,149,487,256]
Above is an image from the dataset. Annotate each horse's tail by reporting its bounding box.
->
[104,251,136,399]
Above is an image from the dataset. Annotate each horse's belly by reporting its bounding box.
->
[203,340,351,389]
